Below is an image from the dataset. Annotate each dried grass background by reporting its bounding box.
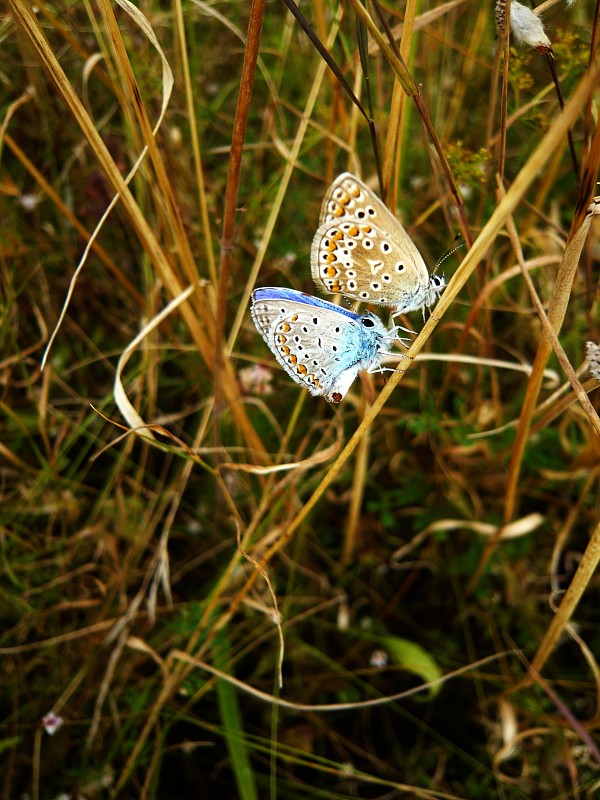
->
[1,0,600,798]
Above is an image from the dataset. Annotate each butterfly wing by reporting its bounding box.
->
[319,172,399,230]
[251,288,384,402]
[311,218,432,315]
[312,173,434,315]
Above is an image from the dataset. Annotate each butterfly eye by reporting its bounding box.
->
[361,317,375,328]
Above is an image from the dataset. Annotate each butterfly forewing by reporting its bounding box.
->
[312,173,444,316]
[319,172,399,231]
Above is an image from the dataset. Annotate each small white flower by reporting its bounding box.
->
[369,649,389,668]
[459,183,473,201]
[238,363,273,395]
[337,600,350,631]
[19,193,40,213]
[42,711,63,736]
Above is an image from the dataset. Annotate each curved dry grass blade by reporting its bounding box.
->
[4,132,144,306]
[219,438,341,475]
[392,513,544,564]
[114,286,195,441]
[504,187,600,523]
[469,191,600,591]
[506,197,600,436]
[172,648,509,712]
[507,518,600,690]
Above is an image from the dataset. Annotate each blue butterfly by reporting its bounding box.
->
[250,287,403,403]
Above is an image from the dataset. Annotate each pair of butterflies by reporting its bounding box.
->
[250,173,445,403]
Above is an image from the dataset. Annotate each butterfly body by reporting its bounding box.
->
[311,172,445,316]
[251,287,396,403]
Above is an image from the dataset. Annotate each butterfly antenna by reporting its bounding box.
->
[434,234,464,274]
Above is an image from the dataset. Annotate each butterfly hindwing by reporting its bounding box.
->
[250,288,395,402]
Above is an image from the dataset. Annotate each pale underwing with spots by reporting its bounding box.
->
[250,287,404,403]
[311,173,445,317]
